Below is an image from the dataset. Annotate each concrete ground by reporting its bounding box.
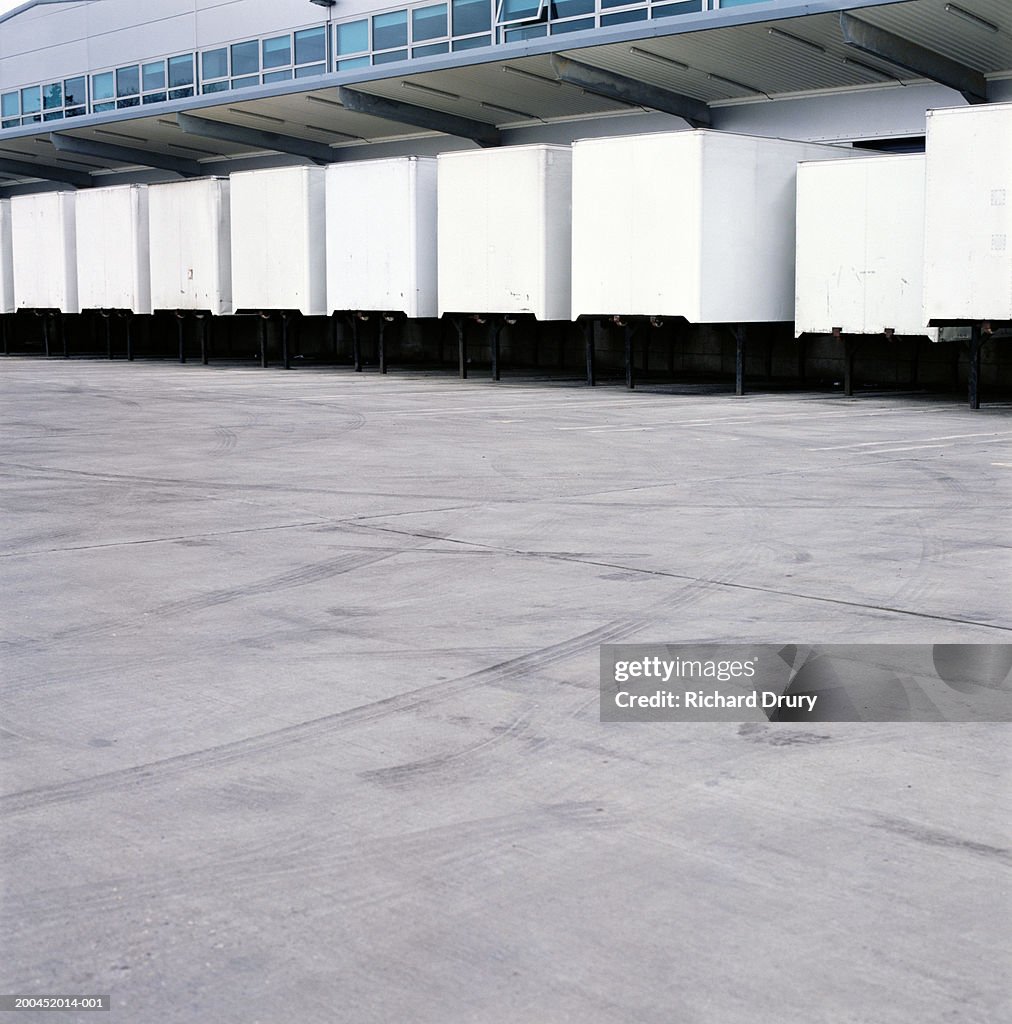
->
[1,359,1010,1024]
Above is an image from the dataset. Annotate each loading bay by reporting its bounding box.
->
[1,359,1010,1024]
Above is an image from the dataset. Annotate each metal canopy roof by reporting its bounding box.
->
[1,0,1010,191]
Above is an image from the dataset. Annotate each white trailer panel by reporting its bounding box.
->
[326,157,437,318]
[149,178,231,314]
[572,130,851,323]
[0,199,13,314]
[10,192,78,313]
[795,154,935,340]
[924,102,1012,324]
[76,184,151,313]
[231,166,326,315]
[438,145,572,321]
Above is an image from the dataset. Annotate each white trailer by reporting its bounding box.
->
[795,154,935,340]
[326,156,437,318]
[231,166,326,315]
[571,130,852,323]
[924,101,1012,325]
[438,145,572,321]
[76,184,151,314]
[10,191,78,313]
[0,199,13,314]
[149,178,231,314]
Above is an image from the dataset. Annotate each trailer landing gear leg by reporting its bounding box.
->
[734,325,746,397]
[584,320,595,387]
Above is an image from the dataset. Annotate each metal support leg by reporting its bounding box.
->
[104,313,113,359]
[734,325,746,397]
[60,314,67,358]
[910,337,920,387]
[844,336,856,397]
[349,316,361,372]
[378,317,388,375]
[1,316,7,356]
[455,318,467,379]
[259,315,269,368]
[331,312,340,362]
[489,318,502,382]
[126,315,134,362]
[797,336,807,384]
[624,322,635,390]
[200,316,209,366]
[42,314,50,357]
[281,313,291,370]
[968,325,983,411]
[584,320,595,387]
[177,314,186,364]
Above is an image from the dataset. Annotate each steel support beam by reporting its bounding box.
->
[551,55,711,127]
[51,133,202,178]
[338,88,501,147]
[840,13,988,105]
[176,113,336,165]
[0,157,92,188]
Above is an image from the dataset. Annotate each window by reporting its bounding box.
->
[1,91,18,129]
[294,26,326,66]
[653,0,703,15]
[413,4,448,40]
[20,85,42,116]
[452,0,491,35]
[168,54,195,98]
[264,69,293,83]
[551,0,594,16]
[142,61,165,92]
[42,82,62,109]
[64,76,87,110]
[261,35,289,70]
[336,19,369,57]
[202,48,228,81]
[373,11,408,50]
[601,6,647,22]
[498,0,545,24]
[116,65,139,97]
[232,40,260,76]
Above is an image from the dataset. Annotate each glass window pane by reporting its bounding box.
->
[2,92,20,117]
[202,48,228,80]
[63,77,86,106]
[43,82,62,109]
[142,61,165,91]
[261,35,290,69]
[168,86,194,99]
[232,40,260,75]
[93,101,115,112]
[413,41,449,56]
[337,56,370,70]
[142,92,167,104]
[504,23,547,38]
[452,0,491,35]
[452,33,491,49]
[550,16,594,31]
[373,49,408,64]
[551,0,593,16]
[373,10,408,50]
[263,69,293,83]
[718,0,763,7]
[22,114,42,124]
[20,86,41,113]
[294,64,325,79]
[499,0,544,22]
[92,72,114,100]
[653,0,702,15]
[413,4,448,40]
[65,106,86,117]
[43,109,64,121]
[231,75,259,90]
[117,96,140,108]
[202,81,230,94]
[2,118,18,129]
[336,21,369,55]
[116,65,140,97]
[601,8,648,24]
[294,26,326,65]
[168,54,194,87]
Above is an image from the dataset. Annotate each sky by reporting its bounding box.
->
[0,0,27,16]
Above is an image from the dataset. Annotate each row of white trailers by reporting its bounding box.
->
[0,100,1008,387]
